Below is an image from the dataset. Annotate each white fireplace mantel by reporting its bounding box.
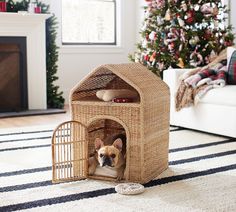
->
[0,12,51,110]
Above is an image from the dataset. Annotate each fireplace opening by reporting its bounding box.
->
[0,37,28,112]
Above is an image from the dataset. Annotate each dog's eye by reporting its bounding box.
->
[99,154,104,158]
[111,154,116,158]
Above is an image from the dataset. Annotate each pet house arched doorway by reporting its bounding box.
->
[87,115,130,181]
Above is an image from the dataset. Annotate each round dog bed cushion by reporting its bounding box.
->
[115,183,145,195]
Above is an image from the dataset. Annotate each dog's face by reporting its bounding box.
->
[95,138,123,167]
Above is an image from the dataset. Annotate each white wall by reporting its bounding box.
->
[136,0,144,42]
[49,0,137,104]
[229,0,236,34]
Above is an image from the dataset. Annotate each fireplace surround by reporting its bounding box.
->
[0,12,51,110]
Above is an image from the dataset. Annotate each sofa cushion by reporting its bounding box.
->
[199,85,236,106]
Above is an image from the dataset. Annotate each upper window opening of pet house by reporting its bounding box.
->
[71,68,141,103]
[61,0,116,45]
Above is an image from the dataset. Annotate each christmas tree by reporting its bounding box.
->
[130,0,235,77]
[7,0,65,109]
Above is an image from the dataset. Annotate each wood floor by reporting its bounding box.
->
[0,105,71,129]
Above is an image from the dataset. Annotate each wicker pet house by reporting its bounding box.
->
[52,63,170,184]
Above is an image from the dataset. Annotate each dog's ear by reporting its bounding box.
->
[112,138,123,151]
[95,138,104,151]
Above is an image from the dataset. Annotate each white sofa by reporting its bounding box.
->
[163,68,236,138]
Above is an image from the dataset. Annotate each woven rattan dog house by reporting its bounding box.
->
[52,63,170,184]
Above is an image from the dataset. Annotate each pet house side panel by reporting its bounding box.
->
[142,83,170,181]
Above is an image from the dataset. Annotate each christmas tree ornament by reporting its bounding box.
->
[194,4,200,11]
[194,36,200,42]
[165,9,171,21]
[214,20,219,28]
[200,3,218,16]
[144,54,150,61]
[189,38,197,46]
[190,51,203,67]
[186,10,195,24]
[177,58,185,68]
[181,1,187,11]
[177,16,185,27]
[189,36,200,46]
[161,32,166,39]
[166,29,179,43]
[168,42,175,52]
[224,40,233,46]
[156,16,164,26]
[164,38,168,46]
[142,39,148,48]
[149,31,157,40]
[204,30,212,39]
[171,19,176,26]
[180,29,186,42]
[156,0,165,9]
[150,51,157,62]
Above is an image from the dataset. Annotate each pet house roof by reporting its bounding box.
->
[70,63,169,102]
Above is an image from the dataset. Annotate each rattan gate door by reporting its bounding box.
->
[52,121,88,183]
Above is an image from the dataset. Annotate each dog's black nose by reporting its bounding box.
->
[102,157,112,167]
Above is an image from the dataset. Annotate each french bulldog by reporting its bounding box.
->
[88,134,126,181]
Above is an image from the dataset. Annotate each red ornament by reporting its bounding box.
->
[0,2,7,12]
[144,55,150,61]
[186,17,193,24]
[186,10,195,24]
[112,98,132,103]
[204,31,212,40]
[224,41,233,46]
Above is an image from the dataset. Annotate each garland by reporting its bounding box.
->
[7,0,65,109]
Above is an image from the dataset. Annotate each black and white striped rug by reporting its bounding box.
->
[0,126,235,211]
